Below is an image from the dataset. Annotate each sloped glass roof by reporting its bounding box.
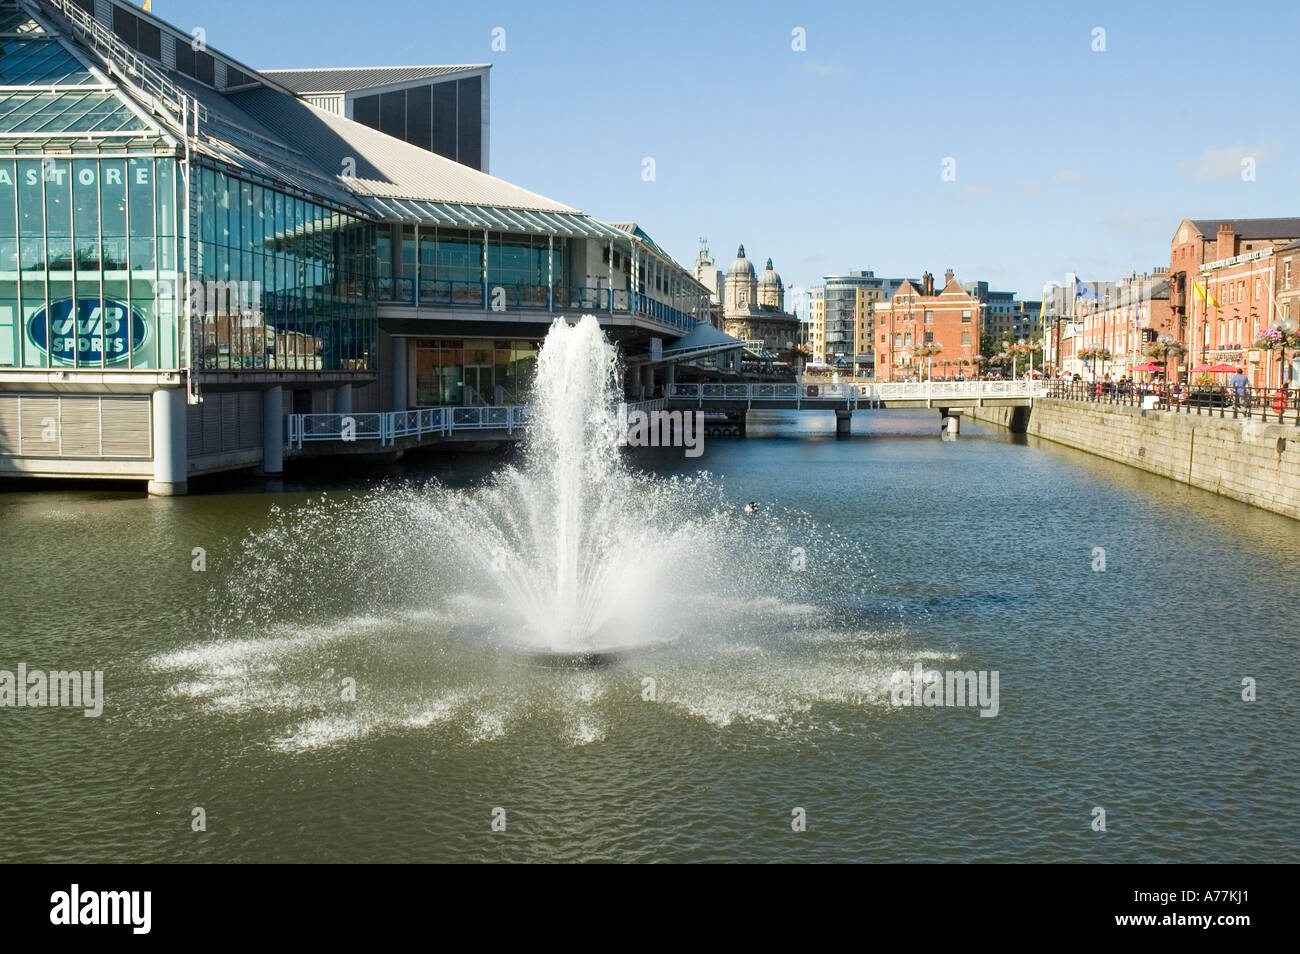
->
[0,36,98,86]
[0,7,42,35]
[0,90,149,133]
[363,195,630,239]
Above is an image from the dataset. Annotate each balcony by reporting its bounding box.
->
[377,280,700,333]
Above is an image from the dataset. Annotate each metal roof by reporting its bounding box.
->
[226,86,579,213]
[260,64,488,95]
[663,321,745,357]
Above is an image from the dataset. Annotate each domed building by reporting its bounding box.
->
[722,245,802,358]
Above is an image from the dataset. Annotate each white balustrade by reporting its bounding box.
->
[285,382,1046,448]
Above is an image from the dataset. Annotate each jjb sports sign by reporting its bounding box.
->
[26,298,149,365]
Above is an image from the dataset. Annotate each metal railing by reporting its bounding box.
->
[667,380,1045,407]
[40,0,207,127]
[378,282,698,332]
[1047,381,1300,426]
[286,400,668,448]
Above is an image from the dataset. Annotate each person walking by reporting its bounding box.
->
[1229,366,1250,408]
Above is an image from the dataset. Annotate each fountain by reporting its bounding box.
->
[153,315,897,751]
[195,315,868,672]
[423,314,717,662]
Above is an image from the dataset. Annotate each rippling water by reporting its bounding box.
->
[0,410,1296,862]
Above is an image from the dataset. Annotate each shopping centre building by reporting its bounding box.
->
[0,0,727,493]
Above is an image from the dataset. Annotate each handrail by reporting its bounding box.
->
[287,400,688,448]
[38,0,207,129]
[1048,381,1300,426]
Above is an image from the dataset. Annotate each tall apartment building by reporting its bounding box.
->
[809,269,910,372]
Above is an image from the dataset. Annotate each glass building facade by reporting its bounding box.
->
[378,223,561,308]
[0,154,179,370]
[193,166,376,371]
[414,338,538,406]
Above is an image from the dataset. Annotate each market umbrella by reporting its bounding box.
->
[1192,362,1237,373]
[1129,363,1163,373]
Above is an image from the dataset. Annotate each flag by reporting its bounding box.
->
[1074,277,1100,301]
[142,0,151,10]
[1193,281,1219,308]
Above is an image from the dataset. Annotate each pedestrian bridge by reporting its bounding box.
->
[666,380,1046,410]
[283,381,1048,451]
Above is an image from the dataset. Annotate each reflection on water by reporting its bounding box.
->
[0,409,1296,862]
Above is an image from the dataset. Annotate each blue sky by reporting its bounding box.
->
[165,0,1299,300]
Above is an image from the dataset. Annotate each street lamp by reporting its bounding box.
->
[1269,315,1299,388]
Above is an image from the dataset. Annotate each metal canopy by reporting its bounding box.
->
[362,195,630,239]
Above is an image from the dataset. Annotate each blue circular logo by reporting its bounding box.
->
[26,298,149,365]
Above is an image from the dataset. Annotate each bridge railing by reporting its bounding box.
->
[287,400,674,448]
[669,380,1046,405]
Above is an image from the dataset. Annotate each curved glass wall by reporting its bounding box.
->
[193,166,376,371]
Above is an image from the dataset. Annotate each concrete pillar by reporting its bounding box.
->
[335,382,353,416]
[148,386,188,496]
[835,409,852,436]
[391,337,408,410]
[939,408,959,434]
[666,362,676,388]
[262,385,283,476]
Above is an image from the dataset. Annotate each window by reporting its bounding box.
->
[112,9,160,61]
[961,309,971,322]
[961,332,972,346]
[924,310,934,323]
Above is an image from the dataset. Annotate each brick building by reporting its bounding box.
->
[1169,218,1300,385]
[874,270,980,381]
[1075,273,1173,379]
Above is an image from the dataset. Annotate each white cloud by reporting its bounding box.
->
[1177,144,1278,182]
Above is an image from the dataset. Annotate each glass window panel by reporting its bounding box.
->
[0,38,97,86]
[128,157,154,270]
[379,90,405,139]
[457,76,481,168]
[352,94,379,129]
[17,159,42,269]
[240,179,254,251]
[195,51,215,86]
[0,159,15,272]
[406,84,432,150]
[72,158,98,269]
[430,82,456,160]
